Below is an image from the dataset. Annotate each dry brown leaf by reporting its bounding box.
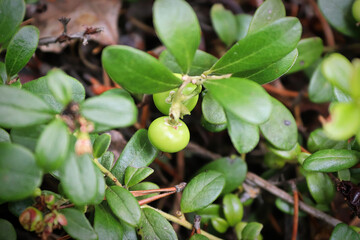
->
[34,0,121,52]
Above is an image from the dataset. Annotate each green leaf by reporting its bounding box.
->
[5,26,39,77]
[119,220,138,240]
[0,143,42,201]
[248,0,285,33]
[287,37,323,74]
[223,194,243,227]
[211,4,237,47]
[105,186,141,227]
[209,18,301,75]
[241,222,263,240]
[201,116,227,133]
[46,69,74,106]
[322,53,353,94]
[233,49,298,85]
[153,0,200,73]
[93,133,111,158]
[275,198,306,216]
[35,119,69,172]
[307,128,348,153]
[94,203,124,240]
[318,0,360,38]
[267,142,301,160]
[59,153,98,206]
[0,0,25,44]
[330,223,360,240]
[130,182,160,201]
[0,85,55,128]
[259,97,297,150]
[226,110,259,154]
[0,219,16,240]
[190,234,209,240]
[236,14,252,41]
[351,59,360,100]
[111,129,158,183]
[91,165,106,205]
[124,166,154,188]
[60,208,98,240]
[211,217,229,234]
[202,92,227,125]
[80,92,137,130]
[303,149,360,172]
[10,125,44,151]
[308,61,333,103]
[338,169,351,181]
[204,77,272,124]
[138,208,177,240]
[196,204,221,224]
[23,73,85,113]
[98,151,114,171]
[0,62,7,84]
[102,45,182,94]
[159,50,218,76]
[0,128,10,143]
[181,170,225,213]
[198,156,247,194]
[305,172,335,204]
[324,102,360,140]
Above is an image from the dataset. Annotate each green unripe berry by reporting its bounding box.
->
[352,0,360,22]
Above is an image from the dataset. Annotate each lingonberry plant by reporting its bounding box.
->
[1,0,360,239]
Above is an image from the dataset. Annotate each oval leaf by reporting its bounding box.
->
[105,186,141,227]
[0,219,16,240]
[94,203,124,240]
[93,133,111,159]
[202,92,227,125]
[308,61,333,103]
[241,222,263,240]
[211,4,237,47]
[124,166,154,188]
[5,26,39,77]
[307,128,348,153]
[236,14,252,41]
[259,97,297,150]
[0,143,42,201]
[0,128,10,143]
[204,77,272,124]
[153,0,200,73]
[305,171,335,204]
[47,69,75,106]
[303,149,360,172]
[223,194,244,227]
[181,170,225,213]
[0,0,25,44]
[10,125,45,151]
[98,151,114,171]
[330,223,360,240]
[138,208,177,240]
[102,45,182,94]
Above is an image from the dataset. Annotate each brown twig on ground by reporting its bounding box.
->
[246,172,342,227]
[290,182,299,240]
[186,142,222,160]
[263,83,308,98]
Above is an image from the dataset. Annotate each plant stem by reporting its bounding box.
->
[169,76,191,123]
[141,205,223,240]
[92,158,122,187]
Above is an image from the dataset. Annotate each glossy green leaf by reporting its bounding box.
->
[287,37,323,74]
[211,217,229,233]
[111,129,158,183]
[0,85,55,128]
[333,87,353,103]
[93,133,111,158]
[94,203,123,240]
[211,4,237,47]
[35,119,69,172]
[204,77,272,124]
[0,128,10,143]
[59,153,98,206]
[5,26,39,77]
[198,156,247,194]
[223,194,243,226]
[306,172,335,204]
[190,234,209,240]
[235,222,248,240]
[307,128,348,153]
[181,170,225,213]
[233,49,298,85]
[159,50,218,76]
[102,45,182,94]
[91,165,106,205]
[105,186,141,227]
[260,97,297,150]
[249,0,285,33]
[264,152,286,169]
[10,125,44,151]
[0,219,16,240]
[318,0,360,38]
[226,110,259,154]
[275,198,306,217]
[138,208,177,240]
[23,73,85,112]
[0,0,25,44]
[324,102,360,140]
[196,204,221,224]
[80,92,137,130]
[201,116,227,133]
[46,69,74,106]
[119,219,138,240]
[0,143,42,201]
[209,18,301,75]
[98,151,114,171]
[330,223,360,240]
[308,61,333,103]
[202,92,226,125]
[61,208,98,240]
[303,149,360,172]
[236,14,252,41]
[351,59,360,99]
[124,166,154,188]
[241,222,263,240]
[153,0,200,73]
[129,182,159,201]
[0,62,7,84]
[322,53,352,94]
[267,143,301,160]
